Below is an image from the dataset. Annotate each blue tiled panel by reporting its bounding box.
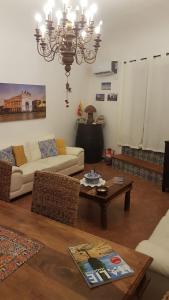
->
[112,158,162,185]
[122,147,164,166]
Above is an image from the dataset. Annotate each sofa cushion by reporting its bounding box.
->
[66,146,84,156]
[13,145,27,166]
[40,155,78,172]
[27,142,41,161]
[39,139,58,159]
[0,146,16,166]
[38,134,55,141]
[20,155,78,184]
[56,138,66,155]
[19,161,49,184]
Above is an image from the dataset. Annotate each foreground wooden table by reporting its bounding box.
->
[0,201,152,300]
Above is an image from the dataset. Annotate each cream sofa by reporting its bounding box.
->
[136,210,169,299]
[0,135,84,201]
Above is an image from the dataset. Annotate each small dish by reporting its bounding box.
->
[96,186,108,196]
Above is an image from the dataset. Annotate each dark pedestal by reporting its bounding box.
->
[162,141,169,192]
[75,123,104,163]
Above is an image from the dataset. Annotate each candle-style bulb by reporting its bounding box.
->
[35,13,42,27]
[40,24,46,38]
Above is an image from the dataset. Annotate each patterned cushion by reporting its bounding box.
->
[0,146,16,166]
[38,139,58,159]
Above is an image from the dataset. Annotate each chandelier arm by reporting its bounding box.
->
[83,49,97,64]
[37,44,52,58]
[44,56,55,62]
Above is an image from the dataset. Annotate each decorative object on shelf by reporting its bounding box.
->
[107,93,118,101]
[34,0,102,107]
[96,93,105,101]
[77,101,83,117]
[101,82,111,90]
[0,83,46,122]
[104,148,115,165]
[96,114,105,125]
[76,101,86,123]
[84,105,96,124]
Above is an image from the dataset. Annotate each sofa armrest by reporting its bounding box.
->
[0,160,12,202]
[66,147,84,156]
[136,240,169,277]
[12,166,23,174]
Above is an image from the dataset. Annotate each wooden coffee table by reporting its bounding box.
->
[79,177,133,229]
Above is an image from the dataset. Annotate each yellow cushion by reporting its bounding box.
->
[56,138,66,155]
[13,145,27,167]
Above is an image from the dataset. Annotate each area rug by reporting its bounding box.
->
[0,225,43,281]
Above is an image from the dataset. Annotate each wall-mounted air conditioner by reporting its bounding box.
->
[93,61,118,76]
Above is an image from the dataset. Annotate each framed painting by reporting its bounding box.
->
[101,82,111,90]
[107,93,118,101]
[96,94,105,101]
[0,83,46,122]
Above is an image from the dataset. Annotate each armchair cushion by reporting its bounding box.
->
[136,240,169,277]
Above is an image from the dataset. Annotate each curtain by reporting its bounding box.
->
[142,56,169,152]
[118,60,148,148]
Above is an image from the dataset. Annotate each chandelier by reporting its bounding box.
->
[34,0,102,107]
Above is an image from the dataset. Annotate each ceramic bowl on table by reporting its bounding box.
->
[84,170,101,185]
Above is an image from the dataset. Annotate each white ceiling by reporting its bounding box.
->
[95,0,169,35]
[6,0,169,37]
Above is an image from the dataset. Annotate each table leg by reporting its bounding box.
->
[124,190,131,211]
[100,203,108,229]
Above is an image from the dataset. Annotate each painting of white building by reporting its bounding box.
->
[0,83,46,122]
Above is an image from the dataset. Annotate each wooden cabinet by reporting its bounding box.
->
[75,123,104,163]
[162,141,169,192]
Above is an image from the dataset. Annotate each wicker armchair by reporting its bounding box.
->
[162,291,169,300]
[31,171,80,226]
[0,160,12,202]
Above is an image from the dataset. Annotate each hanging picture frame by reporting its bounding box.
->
[101,82,111,90]
[107,93,118,101]
[0,83,46,122]
[96,94,105,101]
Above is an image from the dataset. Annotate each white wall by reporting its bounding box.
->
[2,0,169,153]
[87,20,169,152]
[0,0,89,148]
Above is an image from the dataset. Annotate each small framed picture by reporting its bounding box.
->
[111,61,118,74]
[96,94,105,101]
[101,82,111,90]
[107,93,118,101]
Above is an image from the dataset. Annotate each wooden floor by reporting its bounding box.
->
[12,161,169,249]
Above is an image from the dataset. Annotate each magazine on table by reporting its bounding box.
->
[68,242,134,288]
